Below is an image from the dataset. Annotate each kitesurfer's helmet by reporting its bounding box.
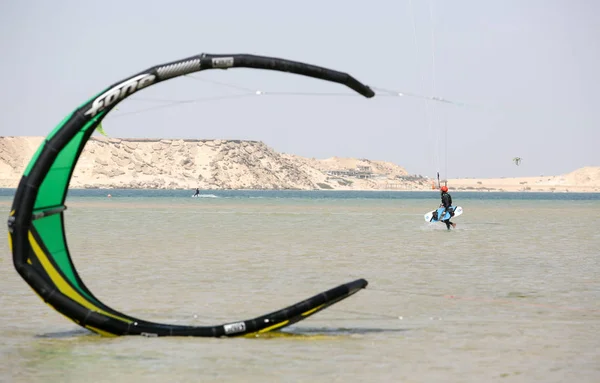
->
[440,186,448,193]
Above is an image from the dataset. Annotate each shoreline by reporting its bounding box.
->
[1,137,598,193]
[1,187,599,194]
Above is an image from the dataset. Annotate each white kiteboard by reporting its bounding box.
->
[424,206,463,223]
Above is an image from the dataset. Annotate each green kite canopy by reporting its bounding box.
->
[7,53,373,337]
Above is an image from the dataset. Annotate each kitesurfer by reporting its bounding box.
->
[193,188,200,197]
[439,186,456,230]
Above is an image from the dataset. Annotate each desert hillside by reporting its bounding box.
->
[0,136,413,190]
[0,136,598,192]
[447,167,600,193]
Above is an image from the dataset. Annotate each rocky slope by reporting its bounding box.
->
[3,136,597,192]
[0,136,412,190]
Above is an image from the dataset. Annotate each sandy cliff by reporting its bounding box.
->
[0,136,598,192]
[0,136,412,190]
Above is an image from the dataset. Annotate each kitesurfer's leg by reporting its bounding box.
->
[443,220,451,230]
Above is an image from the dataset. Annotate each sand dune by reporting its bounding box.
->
[0,136,411,190]
[447,167,600,193]
[0,136,598,192]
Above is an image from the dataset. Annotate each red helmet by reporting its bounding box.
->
[440,186,448,192]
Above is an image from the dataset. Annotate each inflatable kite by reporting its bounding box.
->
[7,53,374,337]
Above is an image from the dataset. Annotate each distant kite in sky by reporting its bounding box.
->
[513,157,522,166]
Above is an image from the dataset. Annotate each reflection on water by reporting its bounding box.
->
[1,195,599,382]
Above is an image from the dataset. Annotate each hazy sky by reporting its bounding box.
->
[1,0,598,178]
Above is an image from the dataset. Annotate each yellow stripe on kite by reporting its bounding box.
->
[302,304,325,317]
[28,231,132,323]
[243,320,291,338]
[85,325,118,337]
[244,305,328,338]
[259,320,290,333]
[7,210,15,252]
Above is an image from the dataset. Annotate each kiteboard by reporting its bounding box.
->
[424,206,463,223]
[192,194,217,198]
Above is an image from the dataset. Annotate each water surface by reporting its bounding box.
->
[1,190,599,382]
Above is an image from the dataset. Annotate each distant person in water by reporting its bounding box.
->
[193,188,200,197]
[439,185,456,230]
